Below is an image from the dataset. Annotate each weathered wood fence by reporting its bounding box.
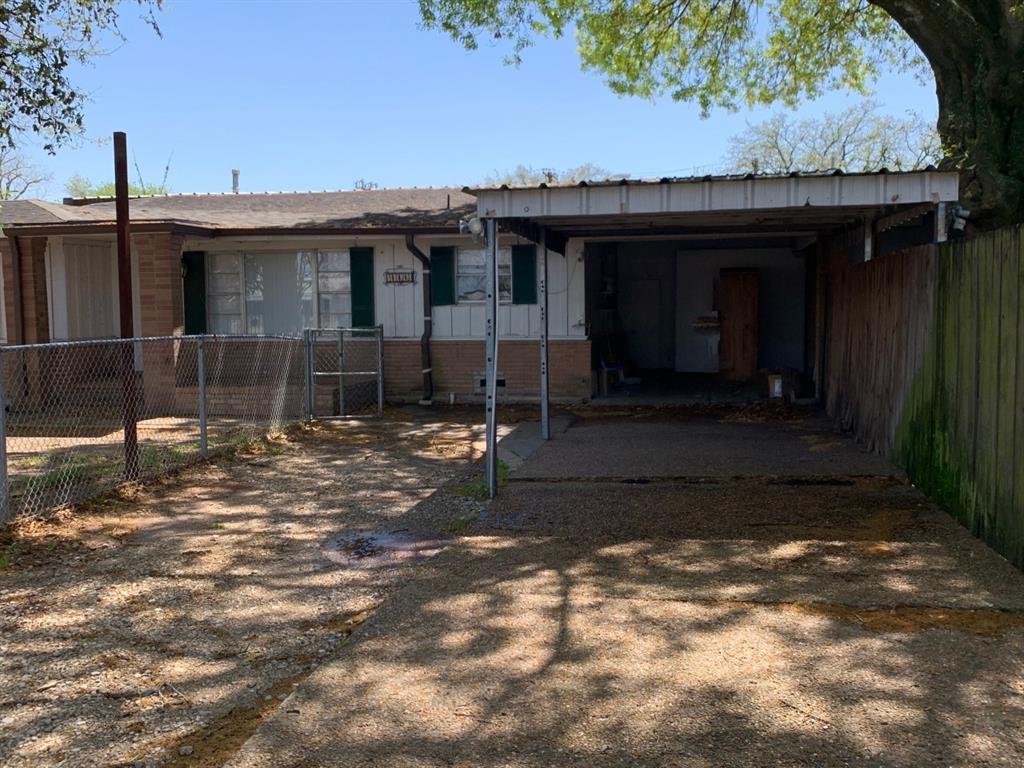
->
[825,226,1024,569]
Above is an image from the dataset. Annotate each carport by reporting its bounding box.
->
[466,170,961,495]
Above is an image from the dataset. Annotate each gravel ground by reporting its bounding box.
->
[0,410,486,768]
[228,412,1024,768]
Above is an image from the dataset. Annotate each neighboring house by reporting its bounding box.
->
[0,170,960,405]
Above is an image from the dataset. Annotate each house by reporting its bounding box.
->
[0,170,960,407]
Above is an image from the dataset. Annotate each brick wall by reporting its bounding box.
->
[1,236,51,345]
[385,339,592,402]
[132,232,186,409]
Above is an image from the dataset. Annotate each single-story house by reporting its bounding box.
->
[0,169,960,406]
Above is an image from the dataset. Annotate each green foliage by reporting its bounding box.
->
[0,1,162,152]
[0,542,20,571]
[446,513,478,533]
[724,100,941,174]
[65,174,167,198]
[484,162,612,186]
[453,460,510,499]
[419,1,921,113]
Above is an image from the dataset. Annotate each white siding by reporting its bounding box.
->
[183,234,588,341]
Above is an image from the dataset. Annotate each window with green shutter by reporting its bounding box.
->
[511,244,537,305]
[350,247,375,327]
[430,246,455,306]
[182,251,207,334]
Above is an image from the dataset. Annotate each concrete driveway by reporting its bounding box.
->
[228,410,1024,768]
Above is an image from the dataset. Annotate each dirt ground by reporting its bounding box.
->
[0,409,489,768]
[3,405,1024,768]
[226,410,1024,768]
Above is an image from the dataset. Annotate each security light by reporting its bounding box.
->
[460,216,485,237]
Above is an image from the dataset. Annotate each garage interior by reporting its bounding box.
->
[584,236,813,402]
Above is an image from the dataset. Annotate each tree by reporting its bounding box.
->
[724,101,940,174]
[0,1,162,152]
[484,163,612,185]
[0,147,51,200]
[418,0,1024,225]
[66,174,167,198]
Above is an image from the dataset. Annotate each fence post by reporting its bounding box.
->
[0,349,9,523]
[197,337,208,456]
[376,325,384,417]
[304,329,314,421]
[337,328,345,417]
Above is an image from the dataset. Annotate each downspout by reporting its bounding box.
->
[405,234,434,404]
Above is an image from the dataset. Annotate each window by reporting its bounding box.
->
[456,248,511,303]
[205,249,370,333]
[65,241,117,339]
[207,253,243,334]
[317,251,352,328]
[244,252,314,335]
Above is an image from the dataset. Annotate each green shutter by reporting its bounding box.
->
[350,247,375,327]
[430,246,455,306]
[182,251,207,334]
[512,244,537,305]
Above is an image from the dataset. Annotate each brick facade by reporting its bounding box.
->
[1,236,50,345]
[384,339,592,402]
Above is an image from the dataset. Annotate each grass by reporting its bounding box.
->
[453,460,510,500]
[0,542,20,570]
[446,513,477,534]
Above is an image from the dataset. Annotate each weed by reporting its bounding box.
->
[0,542,20,570]
[447,513,477,533]
[453,461,509,500]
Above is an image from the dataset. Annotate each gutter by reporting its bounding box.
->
[405,234,434,404]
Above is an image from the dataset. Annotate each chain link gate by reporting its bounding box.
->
[304,326,385,419]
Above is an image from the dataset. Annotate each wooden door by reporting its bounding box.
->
[719,269,758,381]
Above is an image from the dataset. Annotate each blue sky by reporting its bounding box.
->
[21,0,939,200]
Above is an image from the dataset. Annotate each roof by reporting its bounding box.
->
[1,187,476,234]
[470,168,961,253]
[464,167,947,192]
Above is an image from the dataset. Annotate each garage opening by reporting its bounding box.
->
[585,237,814,403]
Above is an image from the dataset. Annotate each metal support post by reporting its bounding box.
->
[539,229,550,440]
[484,218,500,498]
[0,351,9,523]
[197,337,208,456]
[376,325,385,416]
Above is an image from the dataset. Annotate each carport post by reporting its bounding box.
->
[484,218,500,498]
[539,228,550,440]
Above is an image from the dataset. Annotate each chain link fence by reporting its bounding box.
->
[0,328,383,522]
[306,327,385,419]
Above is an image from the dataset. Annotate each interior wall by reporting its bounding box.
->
[614,243,677,369]
[674,247,806,373]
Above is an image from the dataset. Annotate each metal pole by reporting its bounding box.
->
[0,350,9,523]
[114,131,139,480]
[376,325,385,416]
[197,337,208,456]
[484,219,500,497]
[304,329,314,420]
[337,328,345,417]
[539,229,550,440]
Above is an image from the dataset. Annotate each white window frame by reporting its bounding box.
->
[456,246,512,305]
[206,253,244,334]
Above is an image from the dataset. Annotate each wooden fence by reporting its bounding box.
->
[825,226,1024,569]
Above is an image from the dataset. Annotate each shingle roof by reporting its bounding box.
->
[2,187,476,232]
